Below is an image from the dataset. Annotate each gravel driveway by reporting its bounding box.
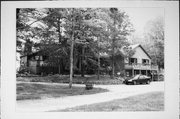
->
[16,82,164,112]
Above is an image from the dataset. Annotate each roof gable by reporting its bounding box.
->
[129,44,151,59]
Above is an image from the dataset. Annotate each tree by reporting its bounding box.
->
[38,8,68,74]
[143,16,164,69]
[110,8,118,79]
[16,8,134,87]
[82,9,108,79]
[85,8,134,78]
[16,8,49,55]
[68,9,74,88]
[106,8,134,79]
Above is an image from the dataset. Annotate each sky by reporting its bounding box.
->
[121,8,164,36]
[28,7,164,42]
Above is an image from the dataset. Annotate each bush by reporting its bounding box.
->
[31,78,41,82]
[158,74,164,81]
[17,75,124,85]
[18,66,30,74]
[85,83,94,90]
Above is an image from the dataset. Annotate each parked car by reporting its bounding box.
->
[123,74,151,85]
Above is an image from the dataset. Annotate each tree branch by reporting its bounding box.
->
[16,20,40,30]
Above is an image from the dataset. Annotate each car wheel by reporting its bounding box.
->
[146,80,150,84]
[133,81,137,85]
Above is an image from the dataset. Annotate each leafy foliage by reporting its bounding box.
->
[16,8,134,78]
[143,16,164,68]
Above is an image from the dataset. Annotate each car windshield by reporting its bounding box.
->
[144,75,148,78]
[139,75,144,79]
[134,75,140,79]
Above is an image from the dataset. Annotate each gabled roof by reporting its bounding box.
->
[99,48,125,58]
[129,44,151,59]
[129,44,140,50]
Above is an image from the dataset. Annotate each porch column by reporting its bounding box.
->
[151,71,154,81]
[132,69,134,77]
[139,70,141,74]
[146,70,147,76]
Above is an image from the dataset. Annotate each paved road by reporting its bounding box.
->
[16,82,164,112]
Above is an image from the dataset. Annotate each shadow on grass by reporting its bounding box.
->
[17,83,109,100]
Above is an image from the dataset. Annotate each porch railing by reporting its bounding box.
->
[125,63,158,71]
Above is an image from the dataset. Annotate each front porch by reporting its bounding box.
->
[125,69,152,77]
[125,63,158,71]
[124,63,158,80]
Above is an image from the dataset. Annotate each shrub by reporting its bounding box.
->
[158,74,164,81]
[17,74,124,85]
[85,83,94,90]
[18,66,30,74]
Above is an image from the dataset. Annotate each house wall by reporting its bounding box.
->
[28,60,44,74]
[131,47,151,64]
[29,60,37,67]
[28,61,37,74]
[124,46,154,77]
[20,54,53,74]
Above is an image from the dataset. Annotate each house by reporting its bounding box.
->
[99,44,158,78]
[20,50,68,75]
[20,52,47,74]
[20,51,61,75]
[123,44,158,77]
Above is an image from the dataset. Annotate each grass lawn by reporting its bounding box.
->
[57,92,164,112]
[17,74,124,85]
[17,83,108,100]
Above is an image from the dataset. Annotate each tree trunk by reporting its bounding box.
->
[81,46,85,77]
[69,9,74,88]
[16,9,20,21]
[111,21,115,79]
[111,46,115,79]
[58,18,61,75]
[58,64,61,74]
[97,37,100,80]
[69,35,74,88]
[97,53,100,80]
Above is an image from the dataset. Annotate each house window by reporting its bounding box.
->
[129,58,137,64]
[142,59,149,65]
